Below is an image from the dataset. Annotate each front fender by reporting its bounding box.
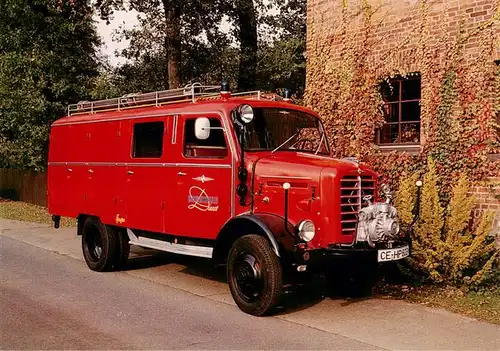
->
[213,213,297,264]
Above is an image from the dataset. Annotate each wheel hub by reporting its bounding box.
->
[234,253,263,302]
[85,225,103,262]
[93,245,103,259]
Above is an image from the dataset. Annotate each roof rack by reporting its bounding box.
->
[68,83,284,116]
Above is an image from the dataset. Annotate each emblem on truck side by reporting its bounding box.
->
[187,186,219,212]
[192,175,214,183]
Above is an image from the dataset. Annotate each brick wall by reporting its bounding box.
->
[307,0,500,72]
[470,177,500,240]
[306,0,500,239]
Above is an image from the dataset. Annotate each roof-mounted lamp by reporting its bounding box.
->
[221,80,231,99]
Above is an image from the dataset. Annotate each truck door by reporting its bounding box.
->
[167,114,233,240]
[125,118,168,233]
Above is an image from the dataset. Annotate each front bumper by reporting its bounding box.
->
[292,240,410,273]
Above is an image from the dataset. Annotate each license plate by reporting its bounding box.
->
[377,245,409,262]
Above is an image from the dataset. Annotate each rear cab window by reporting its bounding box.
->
[183,117,228,159]
[132,121,164,158]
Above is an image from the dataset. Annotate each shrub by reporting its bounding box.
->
[395,158,499,288]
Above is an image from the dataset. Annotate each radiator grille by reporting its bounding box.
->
[340,174,375,235]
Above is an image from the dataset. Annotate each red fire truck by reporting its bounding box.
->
[48,83,415,315]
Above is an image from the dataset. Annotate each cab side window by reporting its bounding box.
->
[184,118,228,158]
[132,121,164,158]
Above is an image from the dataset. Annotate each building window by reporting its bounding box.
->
[132,121,164,158]
[184,118,228,158]
[496,61,500,140]
[377,74,421,145]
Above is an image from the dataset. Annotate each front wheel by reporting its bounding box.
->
[227,235,283,316]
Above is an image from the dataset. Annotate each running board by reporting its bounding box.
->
[126,229,213,259]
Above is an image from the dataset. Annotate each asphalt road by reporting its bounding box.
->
[1,219,499,350]
[0,236,374,350]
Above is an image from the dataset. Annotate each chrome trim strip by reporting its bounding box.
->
[48,161,231,169]
[259,175,312,180]
[297,152,333,159]
[218,112,237,217]
[172,114,178,144]
[126,229,213,259]
[357,175,362,210]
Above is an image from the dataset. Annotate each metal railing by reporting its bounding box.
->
[68,83,284,116]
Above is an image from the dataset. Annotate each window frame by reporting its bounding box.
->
[131,120,165,159]
[377,75,421,146]
[182,116,229,159]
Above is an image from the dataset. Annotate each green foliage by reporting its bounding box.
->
[1,0,308,170]
[411,158,446,282]
[95,0,306,95]
[0,0,100,170]
[395,173,419,227]
[399,163,499,288]
[257,37,306,96]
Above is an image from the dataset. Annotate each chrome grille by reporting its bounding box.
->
[340,174,376,235]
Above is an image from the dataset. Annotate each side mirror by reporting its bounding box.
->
[194,117,210,140]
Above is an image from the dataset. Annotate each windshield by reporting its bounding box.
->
[237,108,330,155]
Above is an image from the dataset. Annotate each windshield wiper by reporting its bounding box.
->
[271,132,299,154]
[315,131,325,155]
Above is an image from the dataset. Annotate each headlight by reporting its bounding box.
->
[238,104,254,124]
[297,220,315,242]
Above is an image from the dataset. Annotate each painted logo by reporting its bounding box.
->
[192,175,214,183]
[188,186,219,212]
[115,214,126,224]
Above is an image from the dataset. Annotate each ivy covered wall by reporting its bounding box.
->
[305,0,499,232]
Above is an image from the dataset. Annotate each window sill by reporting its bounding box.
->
[487,153,500,161]
[376,144,421,154]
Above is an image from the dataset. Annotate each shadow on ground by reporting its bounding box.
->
[123,248,375,314]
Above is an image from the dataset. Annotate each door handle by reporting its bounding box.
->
[127,170,134,175]
[177,171,187,176]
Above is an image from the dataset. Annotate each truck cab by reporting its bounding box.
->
[48,83,413,316]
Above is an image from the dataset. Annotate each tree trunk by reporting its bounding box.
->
[163,0,181,89]
[235,0,257,90]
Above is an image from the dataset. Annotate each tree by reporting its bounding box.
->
[225,0,259,90]
[258,0,306,96]
[0,0,100,170]
[96,0,226,89]
[96,0,307,95]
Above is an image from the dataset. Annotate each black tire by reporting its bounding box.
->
[81,217,117,272]
[113,227,130,270]
[227,234,282,316]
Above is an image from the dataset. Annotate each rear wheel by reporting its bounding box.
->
[227,235,282,316]
[113,227,130,270]
[82,217,116,272]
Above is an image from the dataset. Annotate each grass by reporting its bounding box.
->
[1,199,499,325]
[0,199,75,227]
[376,283,500,325]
